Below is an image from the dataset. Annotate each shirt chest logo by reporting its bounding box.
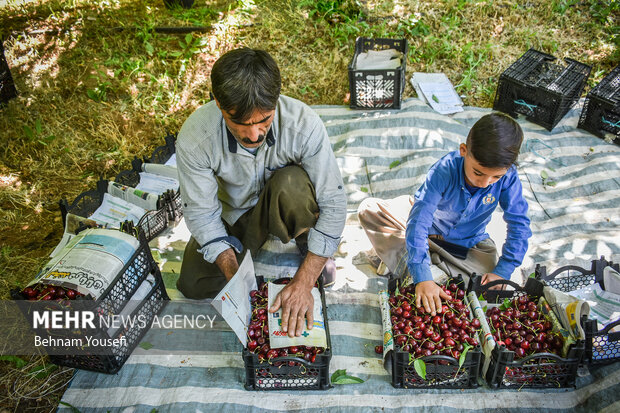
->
[482,194,496,205]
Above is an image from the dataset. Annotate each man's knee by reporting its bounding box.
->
[267,165,314,197]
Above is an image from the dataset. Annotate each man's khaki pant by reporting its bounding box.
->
[177,166,319,299]
[357,195,498,284]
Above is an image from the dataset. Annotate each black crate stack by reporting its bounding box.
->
[1,39,18,105]
[578,65,620,145]
[493,49,591,131]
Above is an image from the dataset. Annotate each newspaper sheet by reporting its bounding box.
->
[142,163,179,181]
[107,181,160,211]
[50,213,99,258]
[267,283,327,349]
[89,193,147,227]
[34,228,140,299]
[211,252,257,347]
[567,283,620,329]
[136,172,179,195]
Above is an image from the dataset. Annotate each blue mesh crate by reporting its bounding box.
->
[578,65,620,145]
[493,49,591,131]
[535,257,620,365]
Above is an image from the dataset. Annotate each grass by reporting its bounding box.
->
[0,0,618,410]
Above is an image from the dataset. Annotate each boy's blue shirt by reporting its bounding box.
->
[405,150,532,284]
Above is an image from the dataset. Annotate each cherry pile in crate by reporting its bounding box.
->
[486,295,565,359]
[389,282,481,360]
[246,279,325,365]
[20,284,86,301]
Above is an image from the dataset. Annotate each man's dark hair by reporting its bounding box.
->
[211,48,281,123]
[466,112,524,168]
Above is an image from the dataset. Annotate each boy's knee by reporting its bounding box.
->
[357,197,381,222]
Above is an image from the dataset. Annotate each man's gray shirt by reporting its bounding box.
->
[176,95,347,263]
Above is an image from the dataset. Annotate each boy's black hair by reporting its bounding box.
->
[211,48,281,123]
[466,112,523,168]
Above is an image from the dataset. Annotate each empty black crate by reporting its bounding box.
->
[387,277,482,389]
[578,65,620,145]
[493,49,591,131]
[59,179,169,241]
[348,37,408,110]
[536,257,620,364]
[1,40,18,105]
[470,276,584,388]
[243,277,332,390]
[115,133,183,223]
[12,230,170,374]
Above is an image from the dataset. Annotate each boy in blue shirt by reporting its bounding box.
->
[358,113,531,315]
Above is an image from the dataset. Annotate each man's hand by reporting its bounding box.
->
[268,252,326,337]
[415,280,451,316]
[481,272,504,290]
[215,248,239,281]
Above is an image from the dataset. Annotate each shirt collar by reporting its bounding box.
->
[225,124,276,154]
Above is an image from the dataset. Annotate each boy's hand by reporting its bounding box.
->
[415,281,451,316]
[481,272,504,290]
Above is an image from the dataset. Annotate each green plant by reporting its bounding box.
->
[23,119,56,146]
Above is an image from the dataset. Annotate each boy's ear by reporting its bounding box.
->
[459,143,468,157]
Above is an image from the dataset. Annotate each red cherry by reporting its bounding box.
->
[375,345,383,354]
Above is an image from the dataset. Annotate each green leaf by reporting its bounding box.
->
[0,355,28,368]
[87,89,99,101]
[170,51,183,58]
[333,374,365,384]
[413,358,426,380]
[360,187,369,193]
[139,341,153,350]
[29,364,58,379]
[331,368,364,384]
[185,33,193,45]
[331,368,346,382]
[540,170,549,180]
[546,181,557,187]
[482,305,487,313]
[459,343,472,368]
[432,94,439,103]
[389,160,401,169]
[23,125,34,139]
[478,293,484,302]
[499,297,512,310]
[35,118,42,135]
[145,42,154,56]
[529,272,536,278]
[58,401,82,413]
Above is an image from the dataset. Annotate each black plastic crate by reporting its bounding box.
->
[115,157,183,223]
[1,40,18,105]
[49,273,169,374]
[535,257,620,364]
[12,230,170,374]
[387,277,483,389]
[493,48,591,130]
[348,37,408,109]
[243,277,332,391]
[149,132,177,164]
[470,276,584,388]
[578,65,620,145]
[59,179,169,241]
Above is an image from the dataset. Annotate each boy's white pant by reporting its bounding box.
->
[357,195,498,283]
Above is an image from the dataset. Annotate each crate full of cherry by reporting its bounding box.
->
[379,277,483,389]
[470,276,584,389]
[11,228,169,374]
[211,253,331,391]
